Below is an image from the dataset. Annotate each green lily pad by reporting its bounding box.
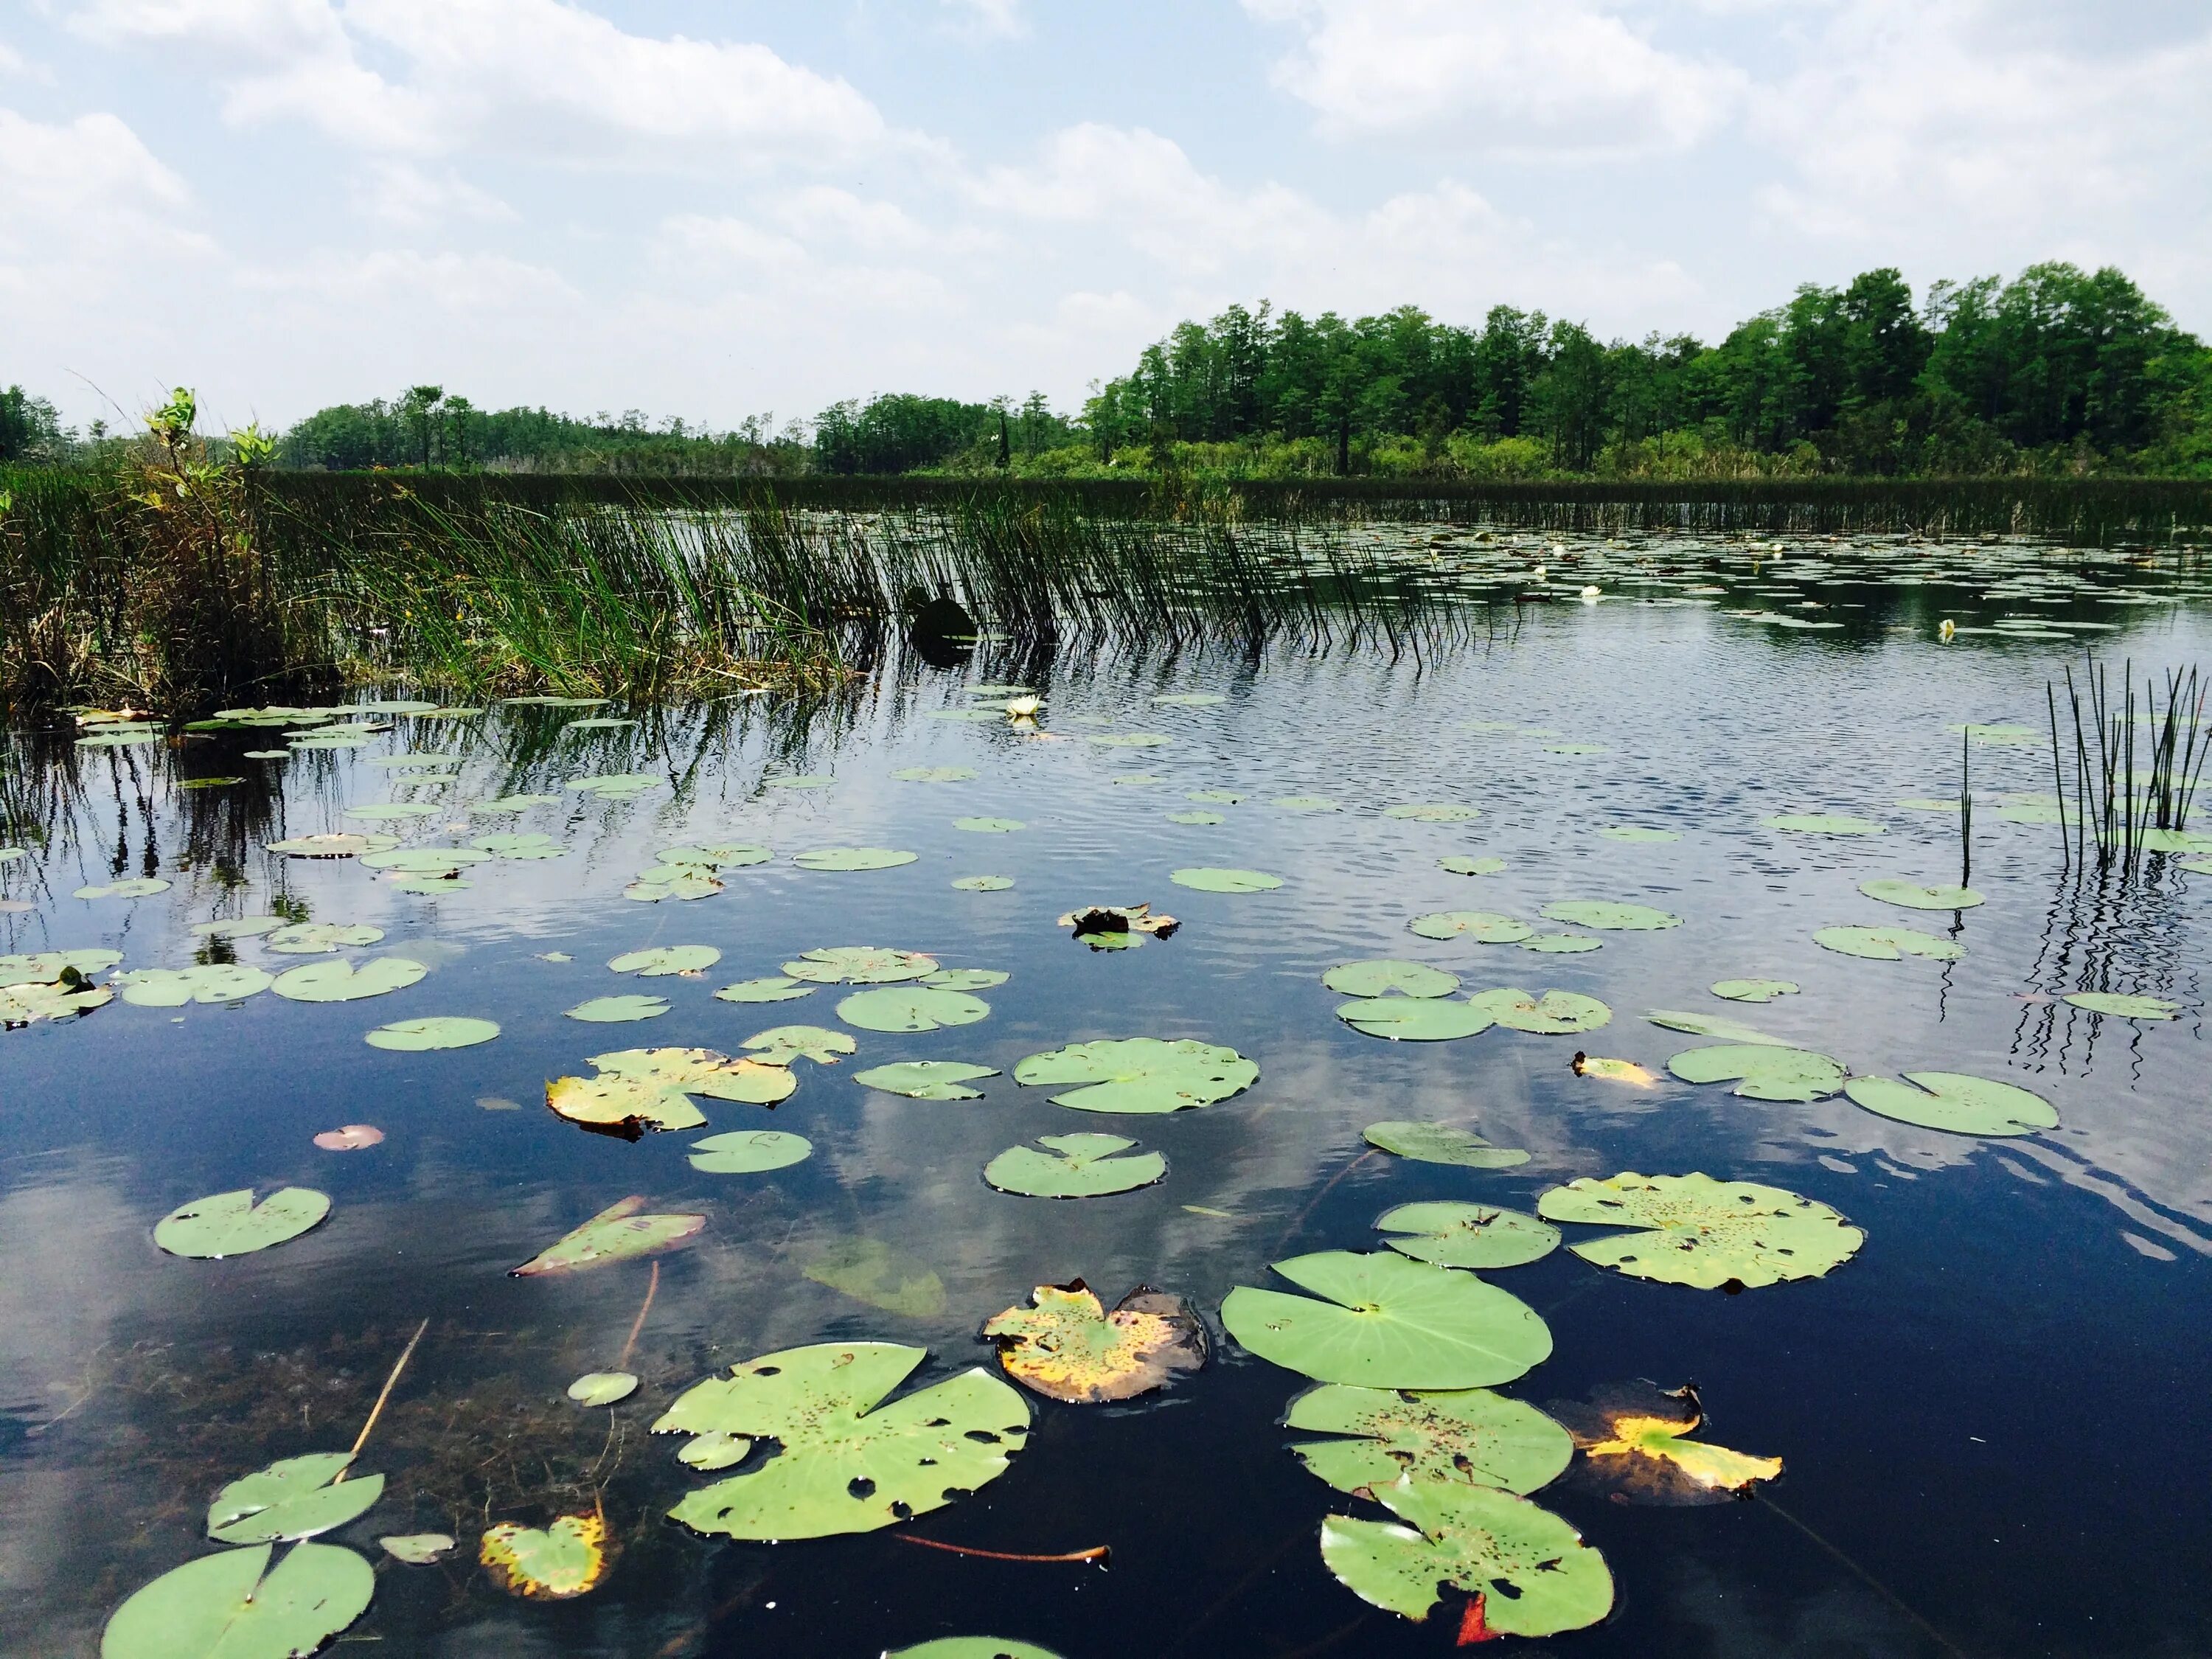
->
[1844,1071,2059,1135]
[1336,997,1498,1041]
[1948,723,2039,745]
[895,766,978,782]
[952,875,1014,891]
[266,922,385,955]
[1013,1037,1257,1113]
[359,848,490,874]
[1091,733,1170,748]
[565,995,670,1023]
[1166,809,1225,825]
[1170,866,1282,893]
[784,946,939,984]
[0,948,122,980]
[570,773,659,798]
[1540,900,1681,931]
[101,1542,375,1659]
[794,847,917,872]
[2064,991,2178,1020]
[178,776,246,791]
[156,1188,331,1258]
[386,873,468,895]
[1153,692,1225,706]
[854,1061,1000,1100]
[1537,1172,1864,1288]
[984,1133,1166,1198]
[1763,813,1885,835]
[742,1025,855,1067]
[207,1453,383,1543]
[267,833,389,858]
[1269,795,1338,812]
[714,977,817,1004]
[1439,855,1506,876]
[1813,925,1965,961]
[1667,1043,1846,1100]
[117,964,273,1006]
[1363,1121,1528,1168]
[0,979,113,1026]
[1222,1251,1551,1388]
[1644,1008,1787,1044]
[1189,789,1243,803]
[887,1642,1062,1659]
[77,729,159,748]
[74,877,171,900]
[658,1342,1028,1539]
[271,956,427,1004]
[470,793,562,814]
[1408,911,1530,943]
[1598,825,1678,843]
[953,816,1024,833]
[838,986,990,1033]
[1521,932,1602,954]
[189,917,285,939]
[1377,1202,1561,1270]
[1711,978,1799,1003]
[1860,879,1983,910]
[1323,960,1460,999]
[608,945,721,977]
[1320,1477,1613,1635]
[689,1130,813,1172]
[510,1196,705,1275]
[379,1534,453,1565]
[470,832,565,860]
[1287,1384,1573,1495]
[364,1015,499,1051]
[925,968,1009,991]
[568,1371,639,1406]
[1466,987,1610,1034]
[342,803,441,821]
[625,868,723,902]
[1383,804,1481,823]
[764,773,835,790]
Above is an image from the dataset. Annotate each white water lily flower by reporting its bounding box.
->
[1532,563,1548,582]
[1004,695,1040,719]
[1938,619,1956,641]
[1580,586,1601,602]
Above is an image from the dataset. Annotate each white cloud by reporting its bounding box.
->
[1246,0,1745,157]
[352,160,517,227]
[0,105,205,251]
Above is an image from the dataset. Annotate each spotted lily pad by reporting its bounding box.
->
[1813,925,1965,961]
[656,1342,1029,1539]
[794,847,917,872]
[481,1511,616,1599]
[2064,991,2178,1020]
[510,1197,705,1275]
[1377,1203,1561,1270]
[1540,900,1681,931]
[117,964,272,1006]
[1467,987,1611,1034]
[984,1282,1205,1402]
[565,994,669,1023]
[838,986,990,1033]
[206,1453,383,1543]
[1170,866,1282,893]
[984,1133,1166,1197]
[1860,879,1983,911]
[548,1048,796,1133]
[1537,1172,1864,1289]
[1763,813,1884,835]
[608,945,721,977]
[364,1015,499,1051]
[568,1372,639,1407]
[1548,1382,1781,1504]
[1323,960,1460,999]
[1013,1037,1257,1113]
[785,946,939,984]
[714,977,816,1004]
[1439,855,1506,876]
[1843,1071,2058,1135]
[1222,1251,1551,1388]
[952,875,1014,891]
[1287,1384,1573,1496]
[689,1130,813,1173]
[1363,1121,1528,1169]
[1711,978,1799,1003]
[1408,910,1529,943]
[854,1061,1000,1100]
[1668,1043,1846,1100]
[100,1542,375,1658]
[156,1187,331,1258]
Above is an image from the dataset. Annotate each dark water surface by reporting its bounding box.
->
[5,533,2211,1658]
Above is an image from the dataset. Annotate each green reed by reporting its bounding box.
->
[2048,653,2212,872]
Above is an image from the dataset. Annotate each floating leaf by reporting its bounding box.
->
[793,846,917,872]
[1058,903,1178,941]
[481,1511,615,1599]
[510,1197,704,1276]
[267,922,385,955]
[1947,723,2038,745]
[784,946,939,984]
[1439,855,1506,876]
[924,967,1008,991]
[1576,1056,1658,1087]
[1222,1251,1551,1388]
[1166,809,1223,825]
[1843,1071,2058,1135]
[364,1015,498,1051]
[569,773,658,799]
[764,773,834,790]
[1286,1384,1572,1496]
[156,1188,330,1258]
[984,1282,1205,1402]
[1540,900,1682,931]
[1407,910,1529,943]
[360,847,490,873]
[1763,813,1884,835]
[1813,925,1965,961]
[838,985,990,1032]
[267,833,386,859]
[1152,692,1224,706]
[1319,1477,1613,1635]
[0,977,112,1026]
[1170,866,1282,893]
[342,803,440,821]
[74,877,171,900]
[1013,1036,1257,1113]
[189,916,285,939]
[1270,794,1338,812]
[1189,789,1243,803]
[0,949,119,979]
[2064,991,2178,1020]
[271,956,427,1004]
[471,793,562,814]
[1363,1122,1528,1169]
[1548,1382,1782,1503]
[1667,1043,1846,1101]
[953,875,1013,891]
[379,1534,453,1565]
[1466,987,1611,1034]
[1644,1008,1786,1045]
[471,831,564,859]
[117,964,271,1006]
[568,1371,639,1406]
[549,1048,796,1133]
[1520,932,1601,953]
[743,1025,856,1065]
[1711,978,1799,1003]
[313,1124,383,1150]
[1335,998,1498,1041]
[953,816,1024,833]
[565,995,669,1023]
[1323,960,1460,999]
[1537,1172,1864,1289]
[625,868,723,902]
[797,1239,947,1317]
[1860,879,1983,911]
[984,1133,1166,1198]
[895,765,978,782]
[714,976,816,1004]
[657,1342,1028,1539]
[854,1061,1000,1100]
[689,1130,813,1172]
[1383,804,1481,823]
[1091,732,1169,748]
[1377,1202,1561,1270]
[101,1542,375,1659]
[608,945,721,977]
[207,1453,383,1544]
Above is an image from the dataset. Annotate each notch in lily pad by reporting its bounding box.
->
[1537,1172,1863,1290]
[1013,1037,1256,1114]
[984,1133,1166,1197]
[855,1060,999,1100]
[156,1188,330,1258]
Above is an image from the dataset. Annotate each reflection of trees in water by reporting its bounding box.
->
[2011,859,2201,1081]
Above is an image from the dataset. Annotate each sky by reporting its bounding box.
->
[4,0,2210,434]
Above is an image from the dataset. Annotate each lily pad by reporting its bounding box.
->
[2064,991,2178,1020]
[1383,804,1481,823]
[1377,1202,1561,1270]
[549,1048,796,1133]
[625,868,723,902]
[838,986,991,1033]
[1466,987,1610,1034]
[794,847,918,872]
[570,773,659,799]
[364,1015,499,1051]
[984,1283,1206,1402]
[0,947,122,979]
[1166,809,1224,825]
[1336,997,1498,1041]
[895,765,978,782]
[481,1511,616,1599]
[784,946,939,984]
[1439,855,1506,876]
[156,1188,331,1258]
[1711,978,1799,1003]
[1324,960,1460,999]
[1666,1043,1847,1101]
[359,847,490,874]
[1843,1071,2058,1135]
[1153,692,1225,706]
[689,1130,813,1173]
[100,1543,375,1659]
[470,831,564,860]
[1408,911,1531,944]
[1222,1251,1551,1388]
[1013,1037,1257,1114]
[1189,789,1243,803]
[379,1534,453,1565]
[568,1371,639,1406]
[510,1196,705,1276]
[1170,866,1282,893]
[267,922,385,955]
[1860,879,1983,911]
[1520,932,1601,953]
[1948,722,2039,745]
[1813,924,1965,961]
[1091,732,1170,748]
[1270,795,1338,812]
[764,773,834,790]
[953,816,1024,833]
[189,916,285,939]
[1548,1381,1781,1504]
[266,833,386,859]
[1644,1009,1787,1045]
[1540,900,1682,931]
[342,803,440,821]
[925,968,1009,991]
[1320,1477,1613,1635]
[1287,1384,1573,1496]
[984,1133,1166,1198]
[1537,1172,1864,1289]
[798,1237,946,1315]
[854,1061,1000,1100]
[608,945,721,977]
[565,995,670,1023]
[657,1342,1029,1540]
[117,964,272,1006]
[0,978,113,1026]
[74,877,171,900]
[952,875,1014,891]
[1363,1122,1528,1169]
[1763,813,1884,835]
[470,793,562,814]
[206,1453,383,1543]
[714,977,817,1004]
[743,1025,857,1065]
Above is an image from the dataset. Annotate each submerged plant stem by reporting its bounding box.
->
[892,1534,1110,1567]
[616,1259,660,1371]
[1756,1492,1971,1658]
[343,1317,428,1474]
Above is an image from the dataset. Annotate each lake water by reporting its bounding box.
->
[4,529,2210,1658]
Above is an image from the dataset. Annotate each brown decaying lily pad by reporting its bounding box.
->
[313,1124,385,1151]
[982,1281,1207,1404]
[1057,903,1179,939]
[1545,1381,1781,1505]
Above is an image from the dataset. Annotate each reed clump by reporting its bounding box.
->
[2047,654,2212,873]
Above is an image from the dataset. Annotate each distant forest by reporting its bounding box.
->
[5,262,2207,480]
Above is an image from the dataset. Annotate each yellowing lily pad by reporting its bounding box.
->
[984,1282,1206,1402]
[1537,1172,1863,1289]
[549,1048,796,1134]
[481,1510,615,1599]
[1548,1382,1782,1504]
